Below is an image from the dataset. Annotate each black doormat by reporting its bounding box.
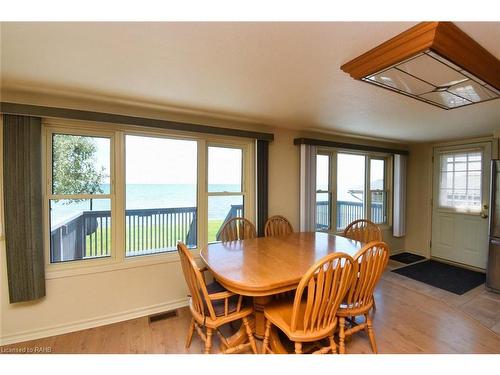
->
[390,252,426,264]
[392,260,485,295]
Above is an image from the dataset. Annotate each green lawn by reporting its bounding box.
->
[85,219,224,257]
[207,220,223,243]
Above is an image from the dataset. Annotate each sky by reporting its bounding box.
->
[93,134,242,185]
[94,135,382,197]
[317,153,384,202]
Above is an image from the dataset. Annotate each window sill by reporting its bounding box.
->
[45,248,200,280]
[325,225,392,237]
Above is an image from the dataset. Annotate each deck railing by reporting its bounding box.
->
[51,201,385,262]
[50,207,197,262]
[316,200,385,230]
[214,204,243,241]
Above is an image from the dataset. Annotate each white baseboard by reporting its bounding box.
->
[0,297,189,346]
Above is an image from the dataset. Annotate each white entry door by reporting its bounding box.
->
[431,142,491,270]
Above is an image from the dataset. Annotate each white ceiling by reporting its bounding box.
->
[1,22,499,142]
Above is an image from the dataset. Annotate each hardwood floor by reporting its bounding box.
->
[1,269,499,354]
[384,259,500,335]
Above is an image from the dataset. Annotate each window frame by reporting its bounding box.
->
[315,151,335,231]
[315,147,392,233]
[42,119,255,278]
[367,156,390,226]
[206,143,250,244]
[44,126,117,270]
[436,147,484,214]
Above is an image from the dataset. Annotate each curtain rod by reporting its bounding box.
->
[293,137,409,155]
[0,102,274,141]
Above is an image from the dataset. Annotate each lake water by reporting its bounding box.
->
[50,184,242,227]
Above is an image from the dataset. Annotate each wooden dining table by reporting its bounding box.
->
[200,231,365,353]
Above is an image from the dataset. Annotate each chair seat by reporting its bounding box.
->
[264,296,338,342]
[205,280,226,294]
[204,280,242,317]
[337,298,374,317]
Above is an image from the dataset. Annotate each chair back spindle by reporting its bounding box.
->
[343,219,382,243]
[346,241,389,309]
[264,215,294,237]
[177,242,217,320]
[219,217,257,242]
[290,253,356,333]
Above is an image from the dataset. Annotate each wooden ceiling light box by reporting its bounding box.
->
[341,22,500,109]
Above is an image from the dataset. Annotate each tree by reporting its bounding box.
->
[52,134,106,206]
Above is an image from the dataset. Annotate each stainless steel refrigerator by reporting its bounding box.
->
[487,160,500,293]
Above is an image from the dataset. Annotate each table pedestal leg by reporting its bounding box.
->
[253,296,272,339]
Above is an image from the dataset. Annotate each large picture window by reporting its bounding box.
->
[315,150,391,231]
[44,122,254,271]
[125,135,198,256]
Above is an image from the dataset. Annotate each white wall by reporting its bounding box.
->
[0,93,408,344]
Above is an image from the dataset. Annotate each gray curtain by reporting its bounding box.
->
[256,140,269,237]
[3,114,45,303]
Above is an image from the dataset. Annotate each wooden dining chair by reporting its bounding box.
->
[336,241,389,354]
[343,219,382,243]
[261,252,356,354]
[264,215,294,237]
[343,220,383,311]
[219,217,257,242]
[177,242,258,354]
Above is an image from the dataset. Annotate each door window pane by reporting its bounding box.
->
[337,154,365,230]
[125,135,197,256]
[208,147,242,193]
[438,151,482,211]
[50,198,111,262]
[52,134,111,195]
[208,195,244,243]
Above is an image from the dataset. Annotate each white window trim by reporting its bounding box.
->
[315,147,393,233]
[435,146,485,215]
[367,156,391,226]
[205,142,255,244]
[43,119,255,279]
